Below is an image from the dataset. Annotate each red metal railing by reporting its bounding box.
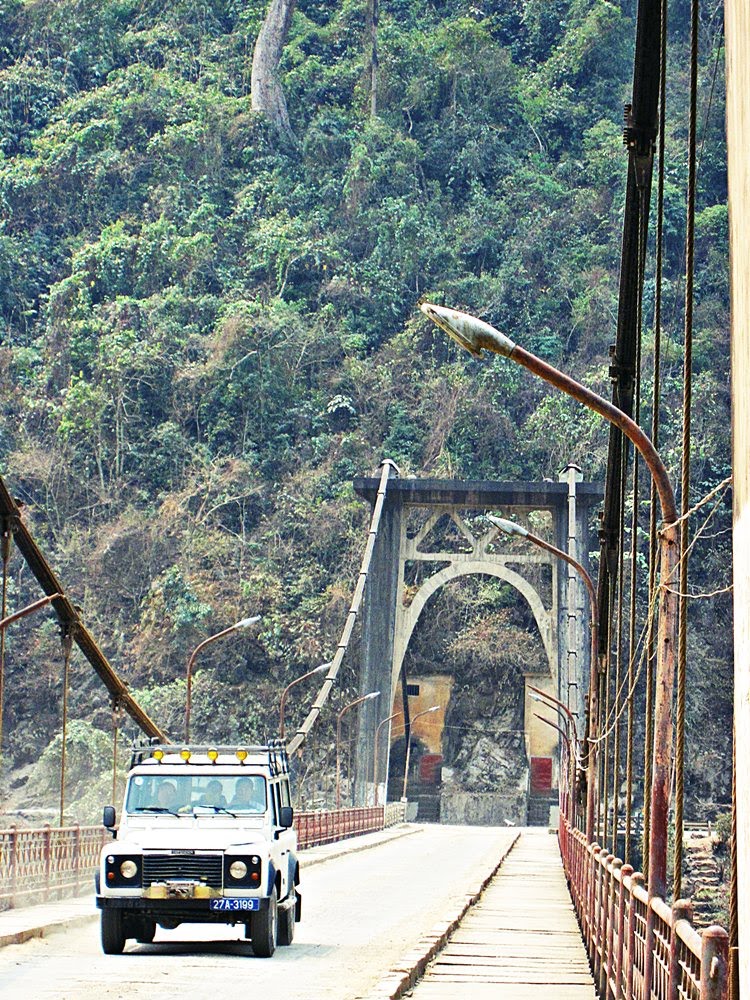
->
[1,802,407,911]
[559,814,729,999]
[295,806,386,849]
[0,824,109,910]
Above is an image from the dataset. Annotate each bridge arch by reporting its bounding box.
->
[391,558,554,699]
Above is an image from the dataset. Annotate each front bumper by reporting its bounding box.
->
[96,896,270,923]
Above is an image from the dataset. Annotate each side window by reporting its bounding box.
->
[280,779,291,808]
[271,781,281,824]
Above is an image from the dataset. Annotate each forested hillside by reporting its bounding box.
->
[0,0,731,823]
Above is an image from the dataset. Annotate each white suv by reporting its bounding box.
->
[96,741,300,957]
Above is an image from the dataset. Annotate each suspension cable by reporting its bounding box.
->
[286,459,399,754]
[612,479,626,854]
[642,0,668,879]
[673,0,699,901]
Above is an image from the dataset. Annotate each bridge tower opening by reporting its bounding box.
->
[352,473,602,823]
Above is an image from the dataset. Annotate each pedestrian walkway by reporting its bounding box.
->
[408,830,597,999]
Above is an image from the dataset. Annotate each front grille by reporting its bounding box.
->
[142,854,223,889]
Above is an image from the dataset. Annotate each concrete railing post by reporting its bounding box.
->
[9,825,17,909]
[74,823,81,895]
[669,899,693,1000]
[616,863,634,995]
[626,872,645,1000]
[605,857,622,996]
[700,925,729,1000]
[43,824,51,898]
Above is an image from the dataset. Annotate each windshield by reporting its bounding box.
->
[125,773,267,815]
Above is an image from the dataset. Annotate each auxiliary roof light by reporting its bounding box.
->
[207,748,219,763]
[180,748,192,762]
[236,749,248,763]
[152,749,164,762]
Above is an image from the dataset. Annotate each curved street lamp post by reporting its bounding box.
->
[533,712,575,822]
[185,616,261,742]
[279,662,331,741]
[529,689,579,828]
[401,705,440,801]
[336,691,380,808]
[421,303,678,906]
[373,711,401,806]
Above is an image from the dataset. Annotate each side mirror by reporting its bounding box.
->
[279,805,294,829]
[103,805,116,830]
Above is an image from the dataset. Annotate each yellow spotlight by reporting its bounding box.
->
[207,748,219,763]
[236,749,248,763]
[152,749,164,762]
[180,748,192,762]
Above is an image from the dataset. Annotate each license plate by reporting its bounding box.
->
[210,898,260,912]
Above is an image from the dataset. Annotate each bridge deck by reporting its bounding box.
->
[410,830,597,999]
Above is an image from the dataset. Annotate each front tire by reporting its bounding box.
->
[251,887,277,957]
[101,908,126,955]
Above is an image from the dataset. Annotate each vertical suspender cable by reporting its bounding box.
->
[0,526,9,758]
[625,457,639,866]
[112,698,120,806]
[643,0,668,881]
[59,627,73,827]
[602,587,614,847]
[622,178,645,863]
[673,0,699,901]
[612,458,628,854]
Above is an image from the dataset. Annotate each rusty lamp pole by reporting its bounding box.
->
[488,513,600,840]
[533,712,575,823]
[185,615,260,742]
[279,662,331,740]
[421,303,679,905]
[373,711,402,806]
[529,689,579,827]
[336,691,380,808]
[401,705,439,801]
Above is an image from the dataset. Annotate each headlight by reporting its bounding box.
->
[229,860,248,880]
[120,860,138,879]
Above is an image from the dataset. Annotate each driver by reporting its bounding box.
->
[229,777,265,811]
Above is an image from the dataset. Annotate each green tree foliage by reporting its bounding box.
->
[0,0,731,818]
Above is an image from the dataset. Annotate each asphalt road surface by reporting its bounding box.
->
[0,825,517,1000]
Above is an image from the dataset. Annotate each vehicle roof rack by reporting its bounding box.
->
[129,738,289,775]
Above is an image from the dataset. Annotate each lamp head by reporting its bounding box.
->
[420,303,516,358]
[235,615,261,630]
[487,514,529,538]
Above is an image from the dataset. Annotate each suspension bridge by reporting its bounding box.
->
[1,0,749,998]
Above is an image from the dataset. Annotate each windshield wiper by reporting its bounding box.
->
[193,805,237,817]
[132,806,181,817]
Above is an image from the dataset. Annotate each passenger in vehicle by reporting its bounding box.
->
[157,781,178,809]
[198,779,228,808]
